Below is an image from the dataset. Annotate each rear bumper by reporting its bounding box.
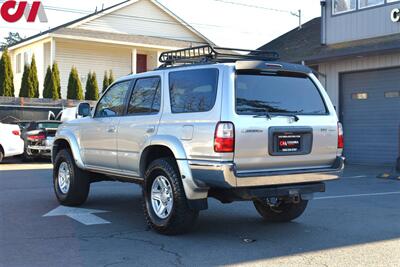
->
[189,156,344,188]
[27,145,52,157]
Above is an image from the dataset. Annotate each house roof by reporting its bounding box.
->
[258,17,400,64]
[52,28,199,48]
[7,0,212,50]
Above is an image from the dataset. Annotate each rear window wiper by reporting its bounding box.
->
[253,112,300,122]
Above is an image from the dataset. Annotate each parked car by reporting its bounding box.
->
[56,104,93,122]
[22,121,62,161]
[0,123,24,162]
[16,120,33,131]
[51,46,344,235]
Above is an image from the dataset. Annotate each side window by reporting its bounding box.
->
[95,81,130,117]
[127,77,161,115]
[169,68,218,113]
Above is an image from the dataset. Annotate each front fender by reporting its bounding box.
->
[53,128,85,169]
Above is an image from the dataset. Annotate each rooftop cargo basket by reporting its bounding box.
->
[158,45,280,68]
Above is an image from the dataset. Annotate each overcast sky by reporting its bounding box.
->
[0,0,321,49]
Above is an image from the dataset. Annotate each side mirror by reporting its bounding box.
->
[77,102,91,118]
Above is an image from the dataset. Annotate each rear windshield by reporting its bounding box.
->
[37,122,61,129]
[235,73,328,115]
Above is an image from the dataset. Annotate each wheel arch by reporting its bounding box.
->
[52,134,85,169]
[139,136,208,201]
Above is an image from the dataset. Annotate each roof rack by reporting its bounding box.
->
[158,45,280,68]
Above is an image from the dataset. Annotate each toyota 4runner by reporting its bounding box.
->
[52,46,344,235]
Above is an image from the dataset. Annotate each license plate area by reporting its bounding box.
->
[269,127,313,156]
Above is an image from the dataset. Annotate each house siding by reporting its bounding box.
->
[318,52,400,111]
[326,0,400,44]
[9,38,51,97]
[55,39,133,98]
[75,0,203,43]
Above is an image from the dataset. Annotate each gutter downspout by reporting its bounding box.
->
[320,0,327,45]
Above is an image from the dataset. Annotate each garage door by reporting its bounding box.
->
[340,68,400,165]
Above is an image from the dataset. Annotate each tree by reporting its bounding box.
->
[28,54,39,98]
[67,66,83,100]
[52,62,61,98]
[108,70,114,85]
[0,48,15,97]
[43,66,60,100]
[43,66,52,99]
[19,65,31,97]
[1,32,23,49]
[85,71,99,101]
[102,71,109,93]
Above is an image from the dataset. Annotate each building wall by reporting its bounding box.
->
[55,39,132,98]
[9,38,52,97]
[325,0,400,44]
[75,0,203,43]
[318,52,400,111]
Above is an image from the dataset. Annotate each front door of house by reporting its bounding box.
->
[137,54,147,73]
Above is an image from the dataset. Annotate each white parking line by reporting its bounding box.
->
[340,175,368,179]
[315,191,400,200]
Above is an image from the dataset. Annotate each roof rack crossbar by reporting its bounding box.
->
[158,45,279,68]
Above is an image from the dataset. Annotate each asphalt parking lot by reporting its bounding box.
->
[1,158,400,267]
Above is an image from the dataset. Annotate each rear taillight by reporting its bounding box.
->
[12,130,20,136]
[214,122,235,153]
[338,122,344,149]
[27,133,46,142]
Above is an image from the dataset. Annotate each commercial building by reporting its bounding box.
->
[260,0,400,166]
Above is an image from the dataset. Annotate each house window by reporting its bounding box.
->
[23,52,30,65]
[359,0,384,9]
[333,0,356,14]
[16,53,22,74]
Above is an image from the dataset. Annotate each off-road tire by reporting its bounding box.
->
[253,199,308,222]
[53,149,90,206]
[142,158,198,235]
[0,149,3,163]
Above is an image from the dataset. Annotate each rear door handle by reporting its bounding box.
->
[107,126,117,133]
[146,127,155,134]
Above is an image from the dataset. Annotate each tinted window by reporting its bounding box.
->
[169,69,218,113]
[236,73,327,115]
[95,81,130,117]
[128,77,161,114]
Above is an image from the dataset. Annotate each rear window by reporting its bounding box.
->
[235,73,328,115]
[37,122,61,129]
[169,68,218,113]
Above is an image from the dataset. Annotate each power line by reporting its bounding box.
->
[212,0,294,14]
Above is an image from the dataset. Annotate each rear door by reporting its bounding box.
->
[232,71,338,173]
[117,76,162,174]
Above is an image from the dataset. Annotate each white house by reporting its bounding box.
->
[7,0,212,98]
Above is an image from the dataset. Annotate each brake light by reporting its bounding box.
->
[214,122,235,153]
[27,133,46,141]
[338,122,344,149]
[12,130,20,136]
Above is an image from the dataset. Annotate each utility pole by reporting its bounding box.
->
[291,9,302,29]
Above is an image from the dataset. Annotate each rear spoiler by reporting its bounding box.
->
[236,60,312,74]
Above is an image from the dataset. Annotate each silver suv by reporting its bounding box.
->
[52,46,344,235]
